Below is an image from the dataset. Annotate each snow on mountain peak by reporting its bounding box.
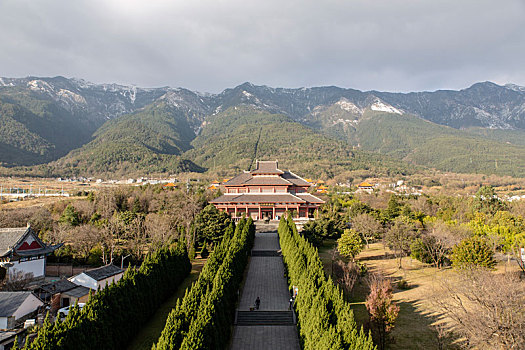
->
[505,83,525,92]
[370,100,403,114]
[0,78,14,87]
[335,98,362,114]
[27,79,54,93]
[57,89,87,105]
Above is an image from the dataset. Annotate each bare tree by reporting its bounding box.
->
[352,213,383,248]
[434,269,525,349]
[69,224,103,259]
[0,271,35,291]
[95,189,118,219]
[384,216,418,269]
[100,217,120,265]
[422,220,461,269]
[145,213,175,249]
[409,196,439,217]
[127,215,147,260]
[333,260,359,296]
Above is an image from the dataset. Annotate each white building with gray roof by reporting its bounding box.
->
[0,292,43,330]
[68,264,124,291]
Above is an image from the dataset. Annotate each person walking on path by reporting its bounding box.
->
[255,296,261,310]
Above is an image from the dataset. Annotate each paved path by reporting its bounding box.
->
[230,231,300,350]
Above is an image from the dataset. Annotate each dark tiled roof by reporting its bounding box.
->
[0,228,27,256]
[224,172,252,186]
[251,161,284,174]
[296,193,325,204]
[243,177,292,186]
[0,227,62,258]
[39,279,77,294]
[84,264,124,281]
[62,285,91,298]
[282,171,312,186]
[0,292,38,317]
[210,193,305,204]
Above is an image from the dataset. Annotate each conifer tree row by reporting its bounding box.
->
[278,216,375,350]
[154,218,255,350]
[24,240,191,350]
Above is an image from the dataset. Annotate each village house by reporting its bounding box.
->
[68,264,124,291]
[35,279,90,311]
[0,292,43,330]
[0,226,62,279]
[210,160,324,220]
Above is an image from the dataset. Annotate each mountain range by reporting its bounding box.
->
[1,76,525,178]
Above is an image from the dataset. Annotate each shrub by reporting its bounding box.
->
[337,229,364,261]
[410,238,433,264]
[451,236,496,269]
[366,276,399,350]
[396,279,410,290]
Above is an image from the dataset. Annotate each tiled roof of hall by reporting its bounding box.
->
[296,193,325,204]
[243,177,292,186]
[210,193,306,204]
[281,171,312,186]
[223,172,252,186]
[251,160,284,174]
[0,227,28,256]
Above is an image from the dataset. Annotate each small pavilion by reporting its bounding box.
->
[210,160,324,220]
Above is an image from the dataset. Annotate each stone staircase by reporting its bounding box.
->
[236,311,294,326]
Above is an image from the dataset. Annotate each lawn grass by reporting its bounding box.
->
[126,258,206,350]
[320,241,465,349]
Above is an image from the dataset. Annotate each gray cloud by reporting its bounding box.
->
[0,0,524,93]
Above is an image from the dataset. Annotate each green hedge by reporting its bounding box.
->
[279,216,375,350]
[154,218,255,350]
[25,241,191,350]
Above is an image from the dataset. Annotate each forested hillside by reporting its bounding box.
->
[1,77,525,178]
[186,106,413,178]
[319,110,525,177]
[51,101,204,177]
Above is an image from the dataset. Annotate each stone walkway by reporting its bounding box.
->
[230,231,300,350]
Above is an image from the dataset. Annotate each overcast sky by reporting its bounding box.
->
[1,0,524,93]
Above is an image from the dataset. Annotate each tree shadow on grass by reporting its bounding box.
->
[387,300,461,350]
[348,286,461,350]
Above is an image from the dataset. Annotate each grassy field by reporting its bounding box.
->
[318,241,519,349]
[127,258,206,350]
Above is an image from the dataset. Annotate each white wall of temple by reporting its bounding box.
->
[10,258,45,278]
